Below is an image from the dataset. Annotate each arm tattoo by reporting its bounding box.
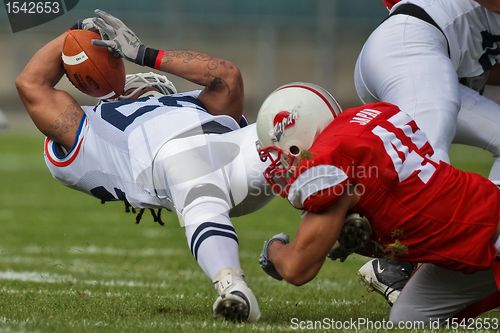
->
[49,102,83,145]
[162,50,213,65]
[161,51,233,89]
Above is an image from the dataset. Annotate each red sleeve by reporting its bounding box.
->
[287,163,349,211]
[302,179,349,213]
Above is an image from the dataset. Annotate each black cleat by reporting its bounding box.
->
[357,258,416,305]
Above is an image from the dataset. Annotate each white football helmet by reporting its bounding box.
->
[119,72,177,99]
[256,82,342,196]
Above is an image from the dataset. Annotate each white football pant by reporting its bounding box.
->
[355,14,500,184]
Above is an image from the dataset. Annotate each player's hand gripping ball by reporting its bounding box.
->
[62,29,125,99]
[328,213,373,261]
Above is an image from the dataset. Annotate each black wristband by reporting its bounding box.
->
[143,47,160,68]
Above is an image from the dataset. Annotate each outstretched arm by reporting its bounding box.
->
[16,32,83,150]
[155,51,243,122]
[267,193,355,286]
[92,9,243,122]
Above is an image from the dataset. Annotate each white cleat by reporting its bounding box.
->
[212,268,260,322]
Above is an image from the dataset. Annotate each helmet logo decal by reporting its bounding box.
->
[272,110,298,142]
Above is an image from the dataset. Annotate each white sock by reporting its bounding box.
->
[195,229,241,280]
[183,197,241,280]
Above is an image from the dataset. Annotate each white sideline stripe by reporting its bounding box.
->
[14,245,183,257]
[4,245,365,261]
[0,287,191,301]
[0,271,64,283]
[0,315,107,331]
[0,317,39,333]
[0,286,128,297]
[0,271,170,289]
[61,51,88,65]
[68,245,182,257]
[0,256,206,280]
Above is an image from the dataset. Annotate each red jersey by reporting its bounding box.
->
[288,102,500,278]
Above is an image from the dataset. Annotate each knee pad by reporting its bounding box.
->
[181,183,231,228]
[184,183,230,208]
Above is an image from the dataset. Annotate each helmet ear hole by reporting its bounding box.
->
[289,145,300,156]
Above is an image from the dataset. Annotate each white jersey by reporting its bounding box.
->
[394,0,500,77]
[44,91,263,211]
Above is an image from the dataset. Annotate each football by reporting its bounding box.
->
[62,29,125,99]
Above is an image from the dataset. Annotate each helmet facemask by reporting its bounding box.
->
[257,143,301,197]
[118,72,177,100]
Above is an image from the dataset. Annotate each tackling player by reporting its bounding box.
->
[354,0,500,305]
[16,10,273,322]
[256,83,500,322]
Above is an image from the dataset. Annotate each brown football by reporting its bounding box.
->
[62,30,125,99]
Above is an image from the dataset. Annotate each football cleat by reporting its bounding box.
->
[212,268,260,322]
[357,258,416,305]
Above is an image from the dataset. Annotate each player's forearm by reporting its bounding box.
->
[269,242,324,286]
[156,50,242,90]
[16,33,66,91]
[269,197,355,285]
[154,49,244,121]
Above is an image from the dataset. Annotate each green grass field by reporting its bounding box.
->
[0,131,499,333]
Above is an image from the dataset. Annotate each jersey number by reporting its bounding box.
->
[98,95,205,131]
[372,112,436,184]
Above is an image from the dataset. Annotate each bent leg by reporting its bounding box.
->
[355,15,460,163]
[154,134,242,279]
[153,134,260,321]
[390,264,497,322]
